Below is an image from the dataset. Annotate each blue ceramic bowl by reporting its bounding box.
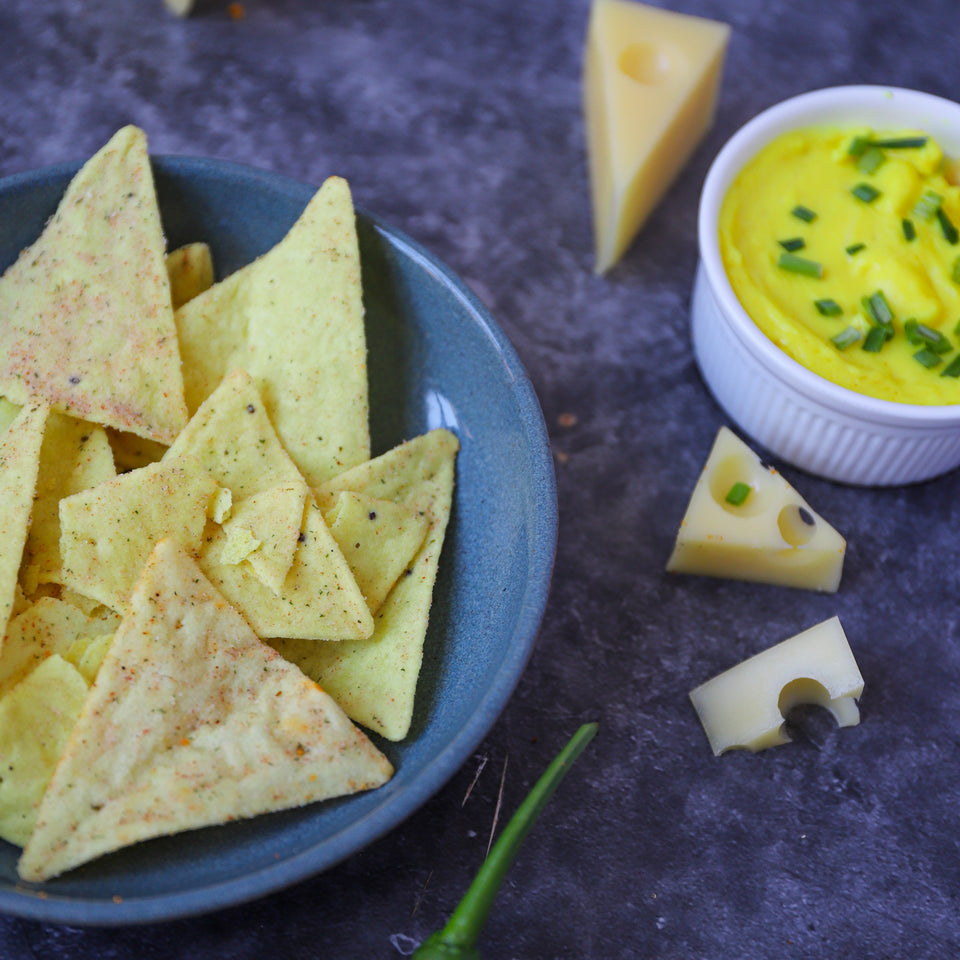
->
[0,157,556,924]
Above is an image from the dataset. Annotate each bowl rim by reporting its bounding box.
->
[698,83,960,427]
[0,154,559,925]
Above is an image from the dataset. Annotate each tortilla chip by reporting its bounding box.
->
[0,126,188,444]
[0,398,21,434]
[323,491,429,615]
[106,430,168,472]
[175,176,369,486]
[18,539,393,882]
[21,412,115,592]
[63,632,113,684]
[200,498,374,640]
[166,368,307,498]
[0,401,49,649]
[59,458,220,612]
[0,597,90,697]
[166,242,214,310]
[0,655,89,847]
[219,485,307,594]
[273,429,458,740]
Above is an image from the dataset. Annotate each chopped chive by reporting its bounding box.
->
[791,205,817,223]
[913,347,943,368]
[852,183,881,203]
[847,135,870,157]
[845,242,866,255]
[814,298,843,316]
[870,136,928,149]
[778,237,806,252]
[831,326,862,350]
[937,207,959,244]
[862,290,894,326]
[862,326,891,352]
[913,189,942,221]
[941,354,960,377]
[953,256,960,284]
[905,319,952,352]
[725,482,751,506]
[902,218,916,241]
[778,252,823,278]
[857,146,886,175]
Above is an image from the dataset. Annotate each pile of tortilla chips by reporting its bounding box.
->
[0,126,458,882]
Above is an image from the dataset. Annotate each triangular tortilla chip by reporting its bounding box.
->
[21,412,115,592]
[106,429,168,472]
[166,241,214,310]
[165,370,369,636]
[200,498,374,640]
[0,401,49,649]
[59,457,220,612]
[166,368,307,498]
[220,485,308,595]
[0,126,188,443]
[0,597,92,697]
[323,491,429,615]
[0,655,89,847]
[175,176,369,486]
[18,539,393,882]
[272,429,458,740]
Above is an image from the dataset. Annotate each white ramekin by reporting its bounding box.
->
[693,85,960,486]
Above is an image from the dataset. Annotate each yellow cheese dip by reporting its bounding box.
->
[719,126,960,404]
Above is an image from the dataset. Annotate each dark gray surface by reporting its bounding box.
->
[1,0,959,956]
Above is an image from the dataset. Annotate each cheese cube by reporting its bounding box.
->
[690,617,864,755]
[583,0,730,272]
[666,427,846,592]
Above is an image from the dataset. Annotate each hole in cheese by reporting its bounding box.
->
[777,503,818,546]
[707,452,771,517]
[778,676,832,716]
[617,43,675,86]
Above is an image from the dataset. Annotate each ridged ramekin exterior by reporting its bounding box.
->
[693,85,960,486]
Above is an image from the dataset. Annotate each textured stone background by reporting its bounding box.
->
[1,0,960,957]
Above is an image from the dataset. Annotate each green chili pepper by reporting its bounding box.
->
[412,722,599,959]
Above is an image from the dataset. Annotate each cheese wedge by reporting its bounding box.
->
[583,0,729,272]
[666,427,845,592]
[18,539,392,882]
[690,617,864,755]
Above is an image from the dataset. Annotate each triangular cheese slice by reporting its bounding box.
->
[175,176,369,486]
[18,539,393,883]
[0,402,49,648]
[666,427,846,592]
[0,126,188,442]
[583,0,729,272]
[272,428,458,741]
